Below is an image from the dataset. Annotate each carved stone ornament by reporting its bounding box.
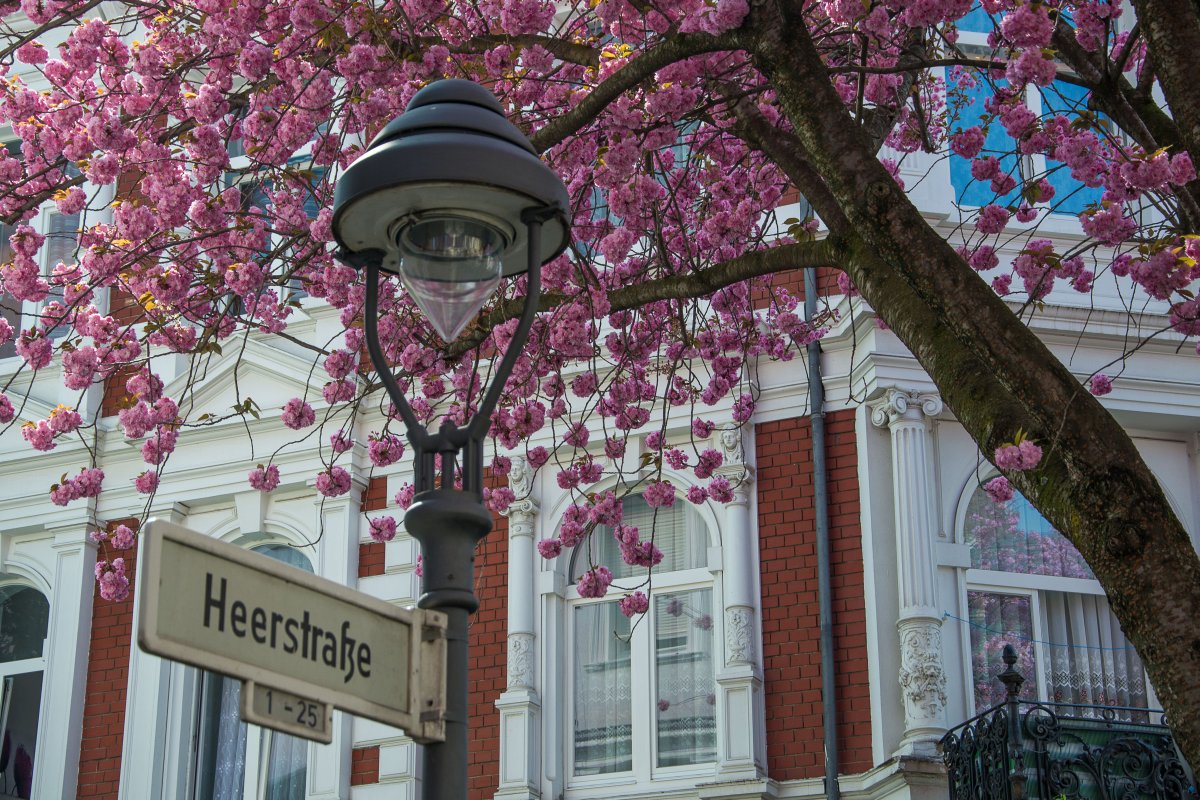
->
[869,387,944,430]
[725,606,756,666]
[719,427,746,467]
[507,454,533,499]
[507,632,535,689]
[898,623,948,726]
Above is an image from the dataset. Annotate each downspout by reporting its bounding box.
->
[805,265,842,800]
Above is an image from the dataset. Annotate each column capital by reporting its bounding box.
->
[501,497,539,521]
[869,387,943,429]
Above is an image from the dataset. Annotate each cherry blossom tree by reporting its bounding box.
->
[3,0,1200,765]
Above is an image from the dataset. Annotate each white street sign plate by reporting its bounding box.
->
[242,680,333,743]
[138,519,446,743]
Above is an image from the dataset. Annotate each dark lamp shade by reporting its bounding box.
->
[332,79,571,279]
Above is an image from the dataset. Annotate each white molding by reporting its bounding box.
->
[32,525,96,799]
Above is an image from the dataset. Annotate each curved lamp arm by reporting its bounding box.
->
[361,206,554,498]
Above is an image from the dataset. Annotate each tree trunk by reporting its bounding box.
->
[745,0,1200,767]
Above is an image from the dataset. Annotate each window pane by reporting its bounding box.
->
[965,489,1093,578]
[1041,590,1148,709]
[195,672,248,800]
[577,494,705,582]
[573,602,632,775]
[1,672,42,797]
[265,732,307,799]
[967,591,1036,711]
[43,211,80,270]
[655,588,716,767]
[0,586,49,663]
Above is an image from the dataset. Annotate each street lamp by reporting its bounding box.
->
[331,79,569,799]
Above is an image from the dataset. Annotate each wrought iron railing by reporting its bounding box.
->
[941,645,1196,800]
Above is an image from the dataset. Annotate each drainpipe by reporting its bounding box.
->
[806,265,842,800]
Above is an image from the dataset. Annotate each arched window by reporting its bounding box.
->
[963,486,1150,712]
[566,493,716,782]
[194,543,313,800]
[0,584,49,798]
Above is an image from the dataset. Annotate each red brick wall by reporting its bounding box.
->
[756,410,871,780]
[77,520,140,799]
[468,476,508,800]
[753,265,843,307]
[361,475,387,511]
[351,745,381,785]
[359,542,385,577]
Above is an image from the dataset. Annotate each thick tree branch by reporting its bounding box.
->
[1050,17,1200,229]
[1128,0,1200,163]
[529,31,744,153]
[450,33,600,67]
[445,238,843,359]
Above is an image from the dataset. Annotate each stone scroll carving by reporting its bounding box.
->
[507,633,535,689]
[725,606,755,666]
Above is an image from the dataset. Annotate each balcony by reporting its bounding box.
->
[940,645,1196,800]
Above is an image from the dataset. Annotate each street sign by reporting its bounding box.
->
[138,519,446,743]
[241,680,333,743]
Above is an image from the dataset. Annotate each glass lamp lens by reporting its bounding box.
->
[396,217,509,342]
[402,217,506,268]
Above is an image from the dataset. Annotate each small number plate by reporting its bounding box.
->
[241,680,333,744]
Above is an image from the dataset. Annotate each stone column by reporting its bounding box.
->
[35,519,97,800]
[495,456,542,800]
[307,473,365,800]
[869,388,948,754]
[714,429,767,782]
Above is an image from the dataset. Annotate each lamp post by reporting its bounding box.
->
[331,79,570,799]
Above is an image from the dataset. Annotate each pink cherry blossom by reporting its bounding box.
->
[618,591,650,617]
[369,516,398,543]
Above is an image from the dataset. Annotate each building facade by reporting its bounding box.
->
[1,9,1198,800]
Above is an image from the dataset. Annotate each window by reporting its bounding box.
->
[193,544,312,800]
[962,485,1151,713]
[0,584,49,799]
[0,151,84,355]
[567,494,716,782]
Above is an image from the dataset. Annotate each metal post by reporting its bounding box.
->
[998,644,1026,800]
[406,489,493,800]
[360,213,552,800]
[806,266,841,800]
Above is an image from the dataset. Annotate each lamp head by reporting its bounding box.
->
[332,79,571,341]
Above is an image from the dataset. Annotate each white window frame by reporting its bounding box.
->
[562,494,720,794]
[0,582,49,800]
[0,137,113,363]
[956,478,1159,715]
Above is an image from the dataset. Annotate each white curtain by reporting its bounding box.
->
[573,602,632,775]
[1041,590,1147,710]
[264,733,307,799]
[206,678,248,800]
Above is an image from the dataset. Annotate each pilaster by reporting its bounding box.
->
[869,388,948,754]
[307,472,367,800]
[35,519,97,800]
[495,456,542,799]
[714,429,766,783]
